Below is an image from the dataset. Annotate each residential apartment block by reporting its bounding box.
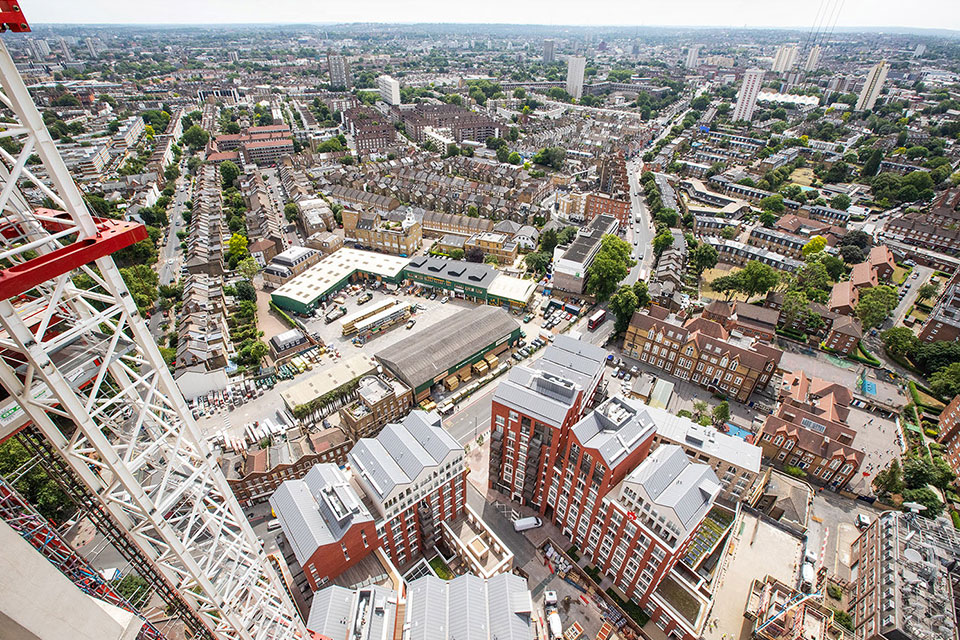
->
[270,411,467,591]
[585,192,632,227]
[342,209,422,256]
[623,306,783,403]
[338,374,413,440]
[221,425,351,506]
[849,511,960,640]
[919,271,960,343]
[758,371,864,490]
[936,394,960,476]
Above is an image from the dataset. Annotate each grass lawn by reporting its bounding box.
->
[918,390,946,410]
[429,556,455,580]
[789,168,816,186]
[892,265,910,284]
[910,308,929,323]
[701,265,750,302]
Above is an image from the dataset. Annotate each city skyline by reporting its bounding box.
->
[25,0,960,32]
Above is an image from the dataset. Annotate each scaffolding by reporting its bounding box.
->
[0,8,303,640]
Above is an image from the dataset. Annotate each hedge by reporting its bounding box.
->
[952,510,960,530]
[845,342,881,367]
[605,588,650,627]
[269,301,299,329]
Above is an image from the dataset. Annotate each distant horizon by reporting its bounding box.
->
[23,0,960,33]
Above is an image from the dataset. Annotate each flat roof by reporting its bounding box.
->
[486,274,536,304]
[280,353,378,410]
[272,248,409,308]
[405,255,497,290]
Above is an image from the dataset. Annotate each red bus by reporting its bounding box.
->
[588,309,607,330]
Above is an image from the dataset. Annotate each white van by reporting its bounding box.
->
[267,519,282,532]
[513,516,543,532]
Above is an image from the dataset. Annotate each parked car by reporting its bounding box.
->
[406,319,416,329]
[440,296,449,304]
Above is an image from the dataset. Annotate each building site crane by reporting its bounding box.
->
[0,5,304,639]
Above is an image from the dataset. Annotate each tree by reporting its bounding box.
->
[120,264,159,313]
[797,261,830,292]
[531,147,565,170]
[609,285,639,334]
[465,247,484,263]
[916,282,938,304]
[524,251,550,274]
[495,145,510,163]
[449,248,465,260]
[187,155,202,175]
[904,457,935,489]
[930,362,960,398]
[838,230,872,251]
[710,274,742,300]
[0,438,74,523]
[692,400,708,421]
[712,401,730,425]
[540,228,559,254]
[690,243,719,278]
[112,573,151,610]
[818,254,847,281]
[653,229,674,256]
[164,163,180,181]
[873,458,904,498]
[759,194,785,214]
[855,285,898,329]
[284,202,299,222]
[235,280,257,302]
[720,225,738,240]
[902,487,943,518]
[830,193,851,211]
[738,261,780,299]
[802,235,827,259]
[445,143,460,158]
[220,160,239,189]
[759,211,779,227]
[861,148,883,177]
[780,290,809,329]
[227,232,248,259]
[881,327,918,357]
[839,245,865,264]
[483,254,499,265]
[585,235,636,301]
[507,151,522,165]
[181,124,209,150]
[237,257,259,280]
[632,280,651,308]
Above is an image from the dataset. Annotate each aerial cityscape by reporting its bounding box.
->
[1,3,960,640]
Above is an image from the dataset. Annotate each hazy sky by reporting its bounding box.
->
[27,0,960,31]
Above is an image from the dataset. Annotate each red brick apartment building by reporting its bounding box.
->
[757,371,864,490]
[936,394,960,476]
[919,271,960,343]
[623,306,782,403]
[585,192,632,228]
[270,411,466,591]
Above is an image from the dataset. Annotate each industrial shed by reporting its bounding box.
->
[375,307,520,401]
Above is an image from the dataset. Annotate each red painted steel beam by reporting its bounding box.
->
[0,1,28,32]
[0,213,147,298]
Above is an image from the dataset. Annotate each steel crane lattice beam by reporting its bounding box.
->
[0,32,304,640]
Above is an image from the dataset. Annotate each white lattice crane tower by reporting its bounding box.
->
[0,6,304,639]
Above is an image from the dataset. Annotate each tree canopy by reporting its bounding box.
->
[585,234,636,301]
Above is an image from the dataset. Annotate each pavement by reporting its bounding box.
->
[806,491,879,581]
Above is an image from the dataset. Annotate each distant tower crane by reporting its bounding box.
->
[0,4,303,639]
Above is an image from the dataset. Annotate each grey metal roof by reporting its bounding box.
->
[628,444,721,534]
[536,335,607,392]
[376,306,518,390]
[306,584,398,640]
[405,255,497,289]
[348,411,460,503]
[492,366,580,427]
[405,573,532,640]
[268,464,374,566]
[570,396,657,468]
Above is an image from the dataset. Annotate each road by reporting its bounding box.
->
[625,159,654,284]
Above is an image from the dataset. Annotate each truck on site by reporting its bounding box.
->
[543,590,562,640]
[325,305,347,323]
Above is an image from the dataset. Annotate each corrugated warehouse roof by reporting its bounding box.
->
[306,584,398,640]
[376,307,518,391]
